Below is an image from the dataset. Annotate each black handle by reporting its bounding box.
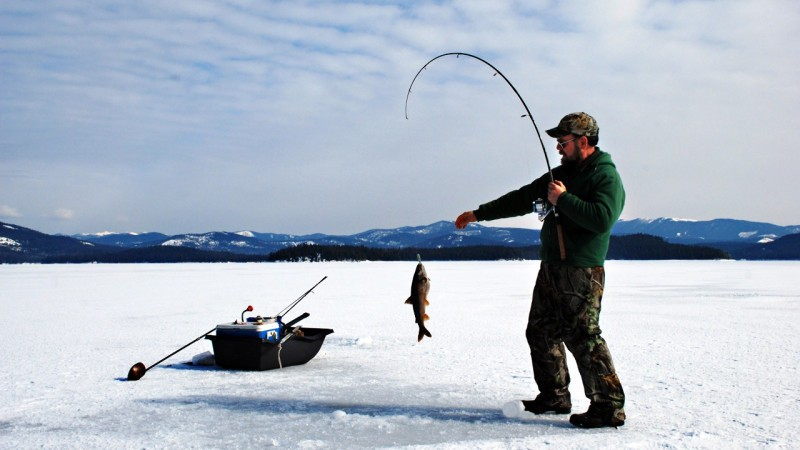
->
[284,312,310,329]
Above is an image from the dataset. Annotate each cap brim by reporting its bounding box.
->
[545,127,569,138]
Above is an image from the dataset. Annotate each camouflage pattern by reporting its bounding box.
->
[525,262,625,421]
[545,112,599,137]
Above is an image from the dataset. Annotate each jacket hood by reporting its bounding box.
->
[584,148,615,169]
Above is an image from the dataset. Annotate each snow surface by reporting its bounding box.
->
[1,261,798,449]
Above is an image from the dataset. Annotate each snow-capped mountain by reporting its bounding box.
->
[346,221,540,248]
[2,217,800,263]
[612,218,800,244]
[0,222,115,263]
[158,232,284,254]
[74,221,541,252]
[73,231,169,247]
[73,218,798,252]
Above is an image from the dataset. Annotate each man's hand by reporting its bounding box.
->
[548,181,566,205]
[455,211,477,229]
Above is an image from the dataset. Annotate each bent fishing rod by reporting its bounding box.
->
[405,52,566,260]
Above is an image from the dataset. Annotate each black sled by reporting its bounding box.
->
[206,277,333,371]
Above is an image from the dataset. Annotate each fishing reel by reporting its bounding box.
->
[533,198,554,222]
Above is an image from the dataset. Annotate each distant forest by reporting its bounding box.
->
[268,234,729,262]
[40,246,271,264]
[19,233,730,264]
[267,244,537,262]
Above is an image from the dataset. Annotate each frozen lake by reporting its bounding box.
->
[1,260,798,449]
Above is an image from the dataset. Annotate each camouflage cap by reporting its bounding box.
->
[545,112,599,138]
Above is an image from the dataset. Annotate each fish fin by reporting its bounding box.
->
[424,298,430,306]
[404,297,412,304]
[423,313,430,321]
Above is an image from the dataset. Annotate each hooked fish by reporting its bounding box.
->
[405,259,432,341]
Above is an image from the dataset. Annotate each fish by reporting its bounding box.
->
[405,259,432,342]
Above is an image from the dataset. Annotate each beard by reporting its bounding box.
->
[560,153,578,167]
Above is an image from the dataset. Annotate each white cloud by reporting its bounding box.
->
[0,205,22,219]
[1,0,799,234]
[50,209,76,221]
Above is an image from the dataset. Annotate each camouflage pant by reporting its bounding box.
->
[525,263,625,413]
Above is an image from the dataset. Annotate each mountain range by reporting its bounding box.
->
[1,218,799,263]
[69,221,541,254]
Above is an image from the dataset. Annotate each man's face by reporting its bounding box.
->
[556,135,582,165]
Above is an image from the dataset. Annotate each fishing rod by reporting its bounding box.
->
[276,276,327,319]
[127,326,216,381]
[405,52,566,260]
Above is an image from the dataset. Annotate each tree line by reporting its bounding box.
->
[4,233,730,264]
[268,234,729,262]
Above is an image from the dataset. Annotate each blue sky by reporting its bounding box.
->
[2,0,798,235]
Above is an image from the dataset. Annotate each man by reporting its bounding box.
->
[455,112,626,428]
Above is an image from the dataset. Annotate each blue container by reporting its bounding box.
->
[215,319,282,342]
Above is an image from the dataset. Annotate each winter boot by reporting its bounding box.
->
[522,394,572,415]
[569,403,625,428]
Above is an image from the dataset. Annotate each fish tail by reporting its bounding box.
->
[417,325,432,342]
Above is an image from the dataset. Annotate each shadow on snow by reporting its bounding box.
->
[140,394,570,428]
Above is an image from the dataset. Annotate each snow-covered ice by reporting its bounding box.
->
[1,260,798,449]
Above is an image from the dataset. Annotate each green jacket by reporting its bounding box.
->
[474,149,625,267]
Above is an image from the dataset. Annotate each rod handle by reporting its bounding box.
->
[284,312,310,328]
[556,223,567,261]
